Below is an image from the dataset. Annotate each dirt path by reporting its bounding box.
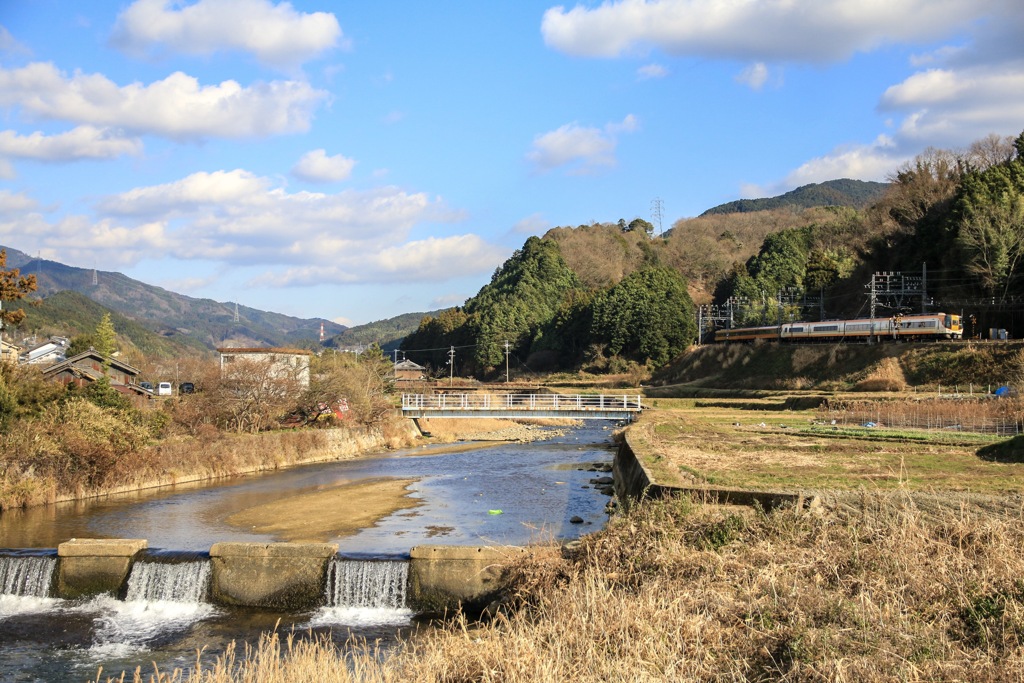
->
[224,477,421,543]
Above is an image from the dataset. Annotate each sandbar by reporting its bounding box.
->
[225,477,421,543]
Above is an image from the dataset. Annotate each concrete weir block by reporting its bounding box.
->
[56,538,147,599]
[409,545,546,615]
[209,542,338,610]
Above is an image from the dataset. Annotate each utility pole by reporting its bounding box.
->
[504,340,510,383]
[448,346,455,387]
[868,273,878,344]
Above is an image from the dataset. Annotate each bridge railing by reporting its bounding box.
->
[401,393,643,412]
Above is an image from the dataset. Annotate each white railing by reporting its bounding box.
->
[401,393,643,412]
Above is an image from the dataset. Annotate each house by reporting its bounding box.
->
[42,349,149,404]
[0,338,21,365]
[20,336,69,365]
[217,347,312,389]
[393,358,426,382]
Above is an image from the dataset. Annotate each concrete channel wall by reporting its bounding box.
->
[51,539,546,614]
[614,429,820,511]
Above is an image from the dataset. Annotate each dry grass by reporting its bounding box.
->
[107,494,1024,682]
[854,356,908,392]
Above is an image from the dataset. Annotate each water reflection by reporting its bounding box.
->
[0,424,617,552]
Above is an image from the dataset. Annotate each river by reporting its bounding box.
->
[0,423,619,681]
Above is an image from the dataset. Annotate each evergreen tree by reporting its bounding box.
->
[590,267,695,367]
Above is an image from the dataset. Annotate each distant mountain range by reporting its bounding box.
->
[700,179,889,216]
[2,245,346,353]
[324,309,442,355]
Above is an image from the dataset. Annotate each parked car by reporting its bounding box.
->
[139,381,154,393]
[179,382,195,394]
[157,381,173,396]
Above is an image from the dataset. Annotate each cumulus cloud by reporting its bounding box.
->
[0,126,143,161]
[541,0,989,63]
[527,114,638,174]
[0,63,327,141]
[735,62,770,90]
[111,0,343,69]
[0,169,503,284]
[0,190,39,216]
[263,235,508,285]
[291,149,356,183]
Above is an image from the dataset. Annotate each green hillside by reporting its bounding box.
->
[17,290,209,360]
[700,179,888,216]
[2,245,345,349]
[325,310,442,354]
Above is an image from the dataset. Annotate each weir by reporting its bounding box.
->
[0,555,56,597]
[125,559,212,604]
[325,559,409,609]
[0,543,544,615]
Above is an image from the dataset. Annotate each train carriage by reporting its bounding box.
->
[715,313,962,344]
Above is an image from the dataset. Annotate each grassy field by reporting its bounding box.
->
[630,396,1024,496]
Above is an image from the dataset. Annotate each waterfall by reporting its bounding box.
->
[0,556,56,597]
[325,559,408,609]
[125,560,211,604]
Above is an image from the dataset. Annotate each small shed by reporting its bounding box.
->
[394,358,426,382]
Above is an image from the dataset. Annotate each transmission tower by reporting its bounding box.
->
[650,197,664,235]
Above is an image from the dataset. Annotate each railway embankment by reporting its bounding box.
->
[652,339,1024,392]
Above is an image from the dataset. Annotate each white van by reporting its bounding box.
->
[157,381,173,396]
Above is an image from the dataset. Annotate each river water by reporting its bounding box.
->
[0,424,619,681]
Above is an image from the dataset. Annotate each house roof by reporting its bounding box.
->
[394,359,426,371]
[42,349,140,378]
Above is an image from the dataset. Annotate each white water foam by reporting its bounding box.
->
[0,555,56,597]
[313,559,413,627]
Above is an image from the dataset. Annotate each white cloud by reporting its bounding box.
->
[637,63,668,80]
[0,190,39,215]
[0,169,502,285]
[511,213,551,235]
[735,62,769,90]
[111,0,343,69]
[291,149,356,183]
[527,115,638,174]
[0,63,327,141]
[541,0,997,63]
[264,235,508,285]
[0,126,143,161]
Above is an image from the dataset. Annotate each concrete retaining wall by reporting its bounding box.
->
[615,430,820,511]
[408,545,555,615]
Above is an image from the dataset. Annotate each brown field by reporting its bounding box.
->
[632,397,1024,499]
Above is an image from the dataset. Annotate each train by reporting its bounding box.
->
[713,312,963,343]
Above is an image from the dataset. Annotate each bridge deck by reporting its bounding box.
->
[401,393,643,420]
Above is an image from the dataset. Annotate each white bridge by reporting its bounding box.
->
[401,393,643,421]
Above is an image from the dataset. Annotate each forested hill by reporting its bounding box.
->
[2,245,345,350]
[325,310,442,354]
[700,179,888,216]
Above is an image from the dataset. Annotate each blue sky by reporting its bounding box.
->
[1,1,1022,326]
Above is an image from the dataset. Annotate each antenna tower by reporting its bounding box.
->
[92,268,98,286]
[233,302,239,323]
